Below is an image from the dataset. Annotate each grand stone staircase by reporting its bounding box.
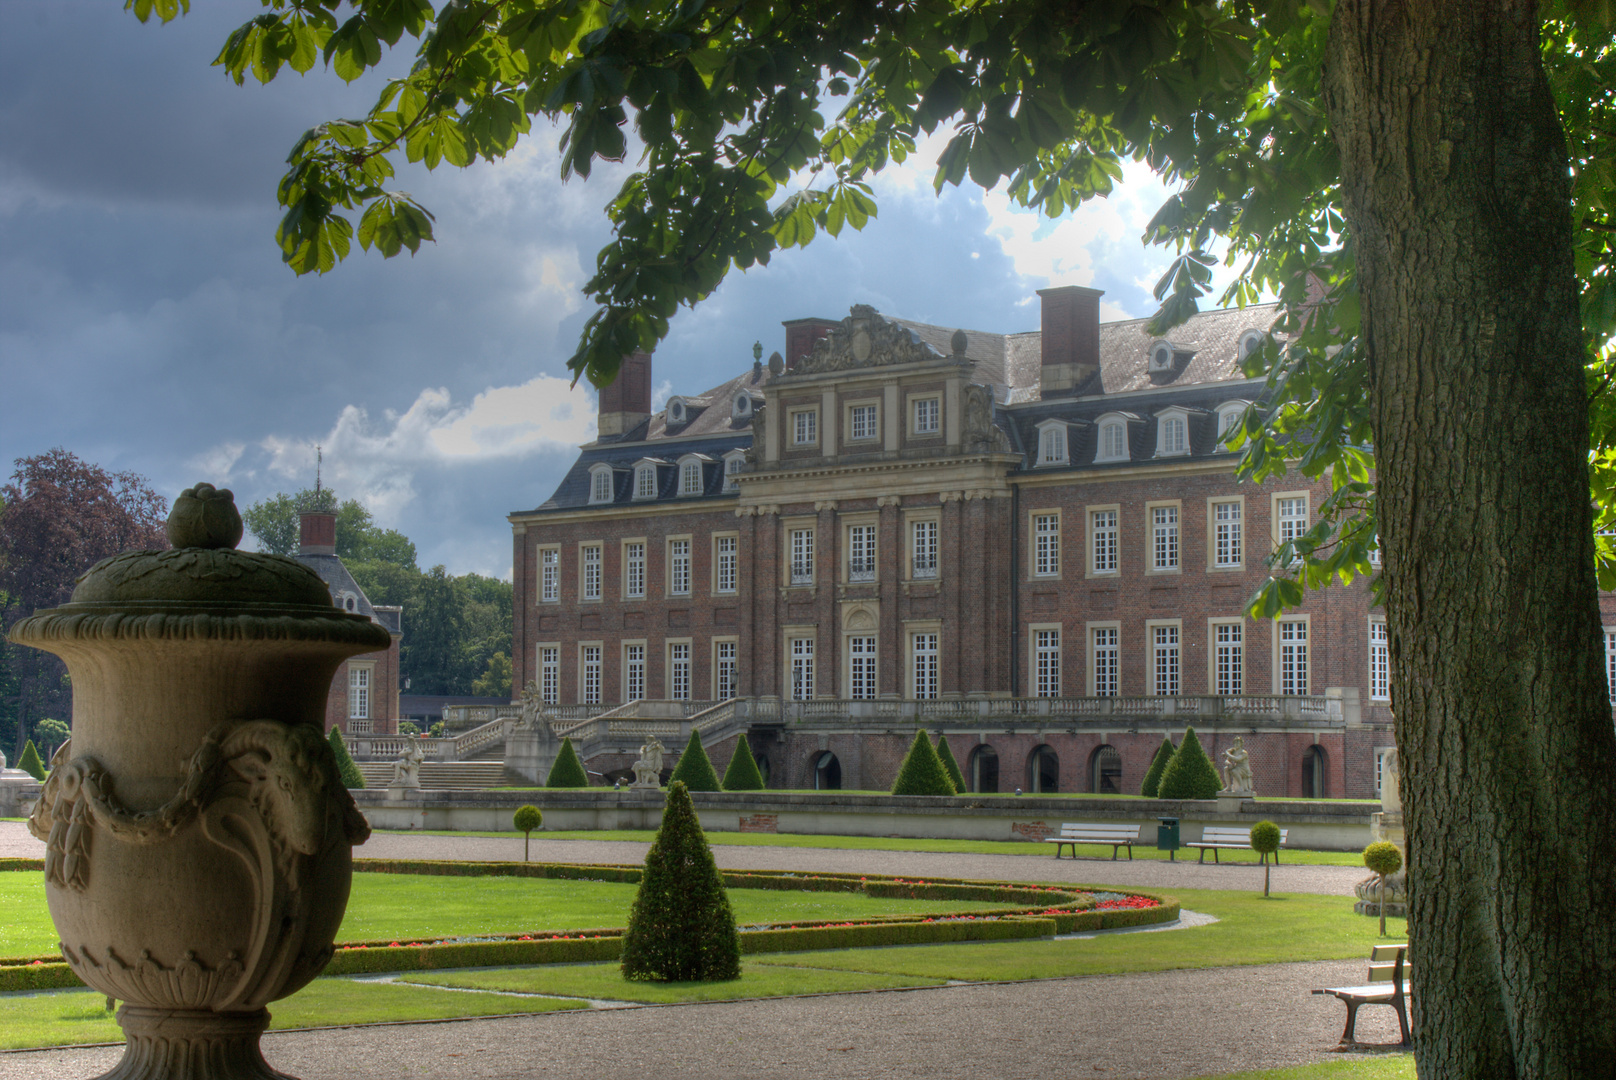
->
[354,761,511,789]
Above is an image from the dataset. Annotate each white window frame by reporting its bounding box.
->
[1274,491,1310,566]
[714,638,739,700]
[911,630,939,699]
[847,400,880,442]
[623,642,646,701]
[722,450,746,491]
[580,543,602,602]
[622,540,646,600]
[911,394,942,437]
[1210,498,1243,570]
[847,523,877,583]
[1094,413,1132,463]
[667,537,692,597]
[1088,506,1119,576]
[1276,617,1310,696]
[588,465,614,504]
[1371,619,1391,701]
[791,408,818,446]
[634,463,658,500]
[1031,510,1061,578]
[713,533,738,594]
[1149,621,1181,696]
[538,644,560,705]
[539,546,560,603]
[347,663,372,720]
[667,640,692,701]
[789,526,815,586]
[678,457,704,496]
[1032,625,1062,698]
[1155,408,1191,457]
[1210,619,1243,696]
[1036,421,1068,466]
[847,635,878,699]
[910,518,939,580]
[1216,401,1250,446]
[1149,502,1180,573]
[1089,623,1119,697]
[580,643,602,705]
[789,635,815,701]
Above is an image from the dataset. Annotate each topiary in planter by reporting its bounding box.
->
[546,737,589,788]
[17,740,46,782]
[327,726,366,789]
[934,735,964,794]
[1140,736,1174,797]
[720,734,765,791]
[620,781,740,982]
[513,805,543,862]
[1364,841,1404,936]
[1250,821,1282,896]
[1157,727,1221,800]
[891,729,956,796]
[668,730,722,792]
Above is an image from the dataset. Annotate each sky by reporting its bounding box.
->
[0,1,1217,579]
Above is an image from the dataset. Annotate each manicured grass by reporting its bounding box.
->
[1190,1058,1413,1080]
[381,828,1370,866]
[0,872,1024,957]
[0,978,582,1051]
[402,961,946,1003]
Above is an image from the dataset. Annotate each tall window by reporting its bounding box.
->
[1099,421,1128,461]
[624,542,645,599]
[669,643,691,700]
[715,535,737,593]
[669,539,691,596]
[680,460,702,495]
[1213,501,1242,567]
[724,455,743,491]
[911,520,938,579]
[1371,621,1391,701]
[1277,496,1308,565]
[716,641,738,700]
[539,646,559,704]
[624,644,645,700]
[635,465,657,499]
[590,469,612,503]
[348,667,370,719]
[1091,510,1118,573]
[913,397,940,434]
[1092,627,1118,696]
[850,404,878,440]
[790,637,815,700]
[582,544,601,600]
[1368,533,1382,567]
[793,409,817,445]
[790,528,814,585]
[581,645,601,704]
[1033,513,1060,577]
[1214,623,1243,695]
[1039,425,1067,464]
[1279,619,1308,695]
[912,633,938,699]
[1153,625,1181,695]
[849,637,877,699]
[1152,505,1179,570]
[540,548,559,602]
[1035,628,1061,697]
[1159,416,1187,454]
[849,524,876,582]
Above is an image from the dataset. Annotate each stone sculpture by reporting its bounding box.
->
[11,482,387,1080]
[961,383,1012,453]
[390,736,425,789]
[1221,737,1254,796]
[631,737,666,789]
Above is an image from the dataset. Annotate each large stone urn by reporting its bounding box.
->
[10,484,387,1080]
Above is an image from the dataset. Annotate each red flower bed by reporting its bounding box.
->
[1093,896,1158,910]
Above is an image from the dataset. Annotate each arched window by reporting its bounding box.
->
[1096,417,1130,463]
[754,754,771,785]
[1216,402,1249,444]
[813,751,842,790]
[1028,745,1059,793]
[1148,340,1176,372]
[1089,745,1122,794]
[969,745,999,794]
[1037,423,1067,465]
[1303,746,1327,798]
[588,465,614,504]
[1238,329,1267,360]
[634,464,657,500]
[668,398,687,425]
[1157,415,1188,456]
[733,393,752,420]
[679,459,702,495]
[723,452,745,491]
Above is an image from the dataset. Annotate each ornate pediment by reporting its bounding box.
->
[794,305,945,374]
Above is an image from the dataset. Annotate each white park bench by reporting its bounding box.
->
[1184,825,1288,863]
[1312,943,1412,1047]
[1044,822,1140,860]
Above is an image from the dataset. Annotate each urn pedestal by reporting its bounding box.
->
[9,485,387,1080]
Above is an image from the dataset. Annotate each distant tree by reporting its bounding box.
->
[471,651,512,699]
[327,726,366,790]
[546,738,589,788]
[1157,729,1221,801]
[0,450,166,757]
[397,720,421,736]
[513,805,543,862]
[891,729,955,797]
[403,565,466,695]
[1140,738,1175,798]
[720,734,765,792]
[17,739,45,781]
[668,730,722,792]
[242,488,418,568]
[620,781,740,982]
[934,735,964,794]
[32,718,69,757]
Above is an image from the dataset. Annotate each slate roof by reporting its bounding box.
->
[293,553,402,635]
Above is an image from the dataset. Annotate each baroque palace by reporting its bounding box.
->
[506,287,1397,798]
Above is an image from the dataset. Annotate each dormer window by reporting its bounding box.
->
[679,457,704,496]
[723,450,746,491]
[1216,401,1250,445]
[1238,329,1267,360]
[1036,421,1068,466]
[733,393,752,420]
[1155,408,1191,457]
[634,464,658,500]
[668,398,687,425]
[1095,413,1134,463]
[588,464,614,504]
[1148,340,1177,373]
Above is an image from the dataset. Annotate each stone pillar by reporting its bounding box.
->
[940,492,964,696]
[962,491,989,694]
[753,506,779,697]
[877,495,902,697]
[815,500,839,697]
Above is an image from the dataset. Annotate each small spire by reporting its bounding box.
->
[315,444,323,494]
[752,340,763,361]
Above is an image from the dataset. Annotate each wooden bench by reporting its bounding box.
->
[1044,823,1139,860]
[1184,825,1288,863]
[1312,944,1412,1047]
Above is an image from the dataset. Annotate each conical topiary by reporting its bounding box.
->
[1140,736,1175,797]
[1157,727,1222,800]
[720,734,765,791]
[620,781,740,982]
[935,735,964,794]
[17,740,46,781]
[328,727,366,789]
[546,737,590,788]
[668,730,722,792]
[891,729,956,796]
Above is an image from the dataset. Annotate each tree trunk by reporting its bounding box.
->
[1325,4,1616,1077]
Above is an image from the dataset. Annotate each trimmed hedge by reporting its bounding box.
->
[1140,736,1174,798]
[328,726,365,790]
[546,738,589,788]
[891,729,956,796]
[0,858,44,872]
[355,858,643,883]
[667,731,722,793]
[935,735,965,794]
[720,734,766,791]
[1158,726,1222,800]
[17,741,45,782]
[0,961,79,993]
[620,781,740,981]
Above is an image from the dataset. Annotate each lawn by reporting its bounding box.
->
[1190,1060,1413,1080]
[402,961,946,1003]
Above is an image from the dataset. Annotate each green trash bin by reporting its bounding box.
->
[1157,817,1181,861]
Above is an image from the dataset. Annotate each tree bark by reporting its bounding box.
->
[1325,3,1616,1077]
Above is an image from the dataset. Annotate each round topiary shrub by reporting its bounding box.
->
[720,734,765,791]
[33,718,69,757]
[620,781,740,982]
[891,729,956,796]
[546,737,590,788]
[327,726,366,790]
[17,740,46,782]
[1157,727,1221,800]
[934,735,965,794]
[1364,840,1404,936]
[397,720,421,736]
[1140,736,1175,798]
[1250,820,1282,896]
[513,805,543,862]
[668,730,722,792]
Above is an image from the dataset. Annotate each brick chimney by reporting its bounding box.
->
[299,510,336,556]
[597,351,653,438]
[781,317,840,369]
[1036,285,1104,397]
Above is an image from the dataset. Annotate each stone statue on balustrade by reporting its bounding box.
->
[1220,737,1254,796]
[390,735,425,789]
[631,737,666,789]
[515,680,546,731]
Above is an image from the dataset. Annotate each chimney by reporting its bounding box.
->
[1036,285,1104,397]
[781,317,840,369]
[299,510,336,556]
[597,351,653,438]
